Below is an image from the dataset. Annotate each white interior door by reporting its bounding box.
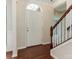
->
[25,10,43,47]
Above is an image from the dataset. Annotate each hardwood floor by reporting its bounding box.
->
[6,44,54,59]
[6,51,12,59]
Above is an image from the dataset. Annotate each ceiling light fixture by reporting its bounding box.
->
[26,4,41,11]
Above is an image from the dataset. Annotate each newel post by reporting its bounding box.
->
[50,26,53,49]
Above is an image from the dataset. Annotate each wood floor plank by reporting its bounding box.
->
[6,44,54,59]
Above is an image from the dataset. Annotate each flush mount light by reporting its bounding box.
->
[26,4,41,11]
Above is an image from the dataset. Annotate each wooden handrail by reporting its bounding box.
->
[52,5,72,29]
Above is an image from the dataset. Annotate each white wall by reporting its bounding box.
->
[16,0,54,49]
[25,0,54,45]
[6,0,17,57]
[6,0,13,51]
[41,4,53,44]
[12,0,17,57]
[53,0,72,9]
[16,0,26,49]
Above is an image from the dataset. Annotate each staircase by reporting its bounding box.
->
[50,5,72,59]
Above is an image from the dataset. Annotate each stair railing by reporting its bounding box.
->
[50,5,72,49]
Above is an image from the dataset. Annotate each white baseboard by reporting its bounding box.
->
[6,49,12,52]
[17,46,26,50]
[42,41,51,45]
[7,46,26,58]
[6,46,26,52]
[51,54,58,59]
[12,53,17,58]
[50,51,58,59]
